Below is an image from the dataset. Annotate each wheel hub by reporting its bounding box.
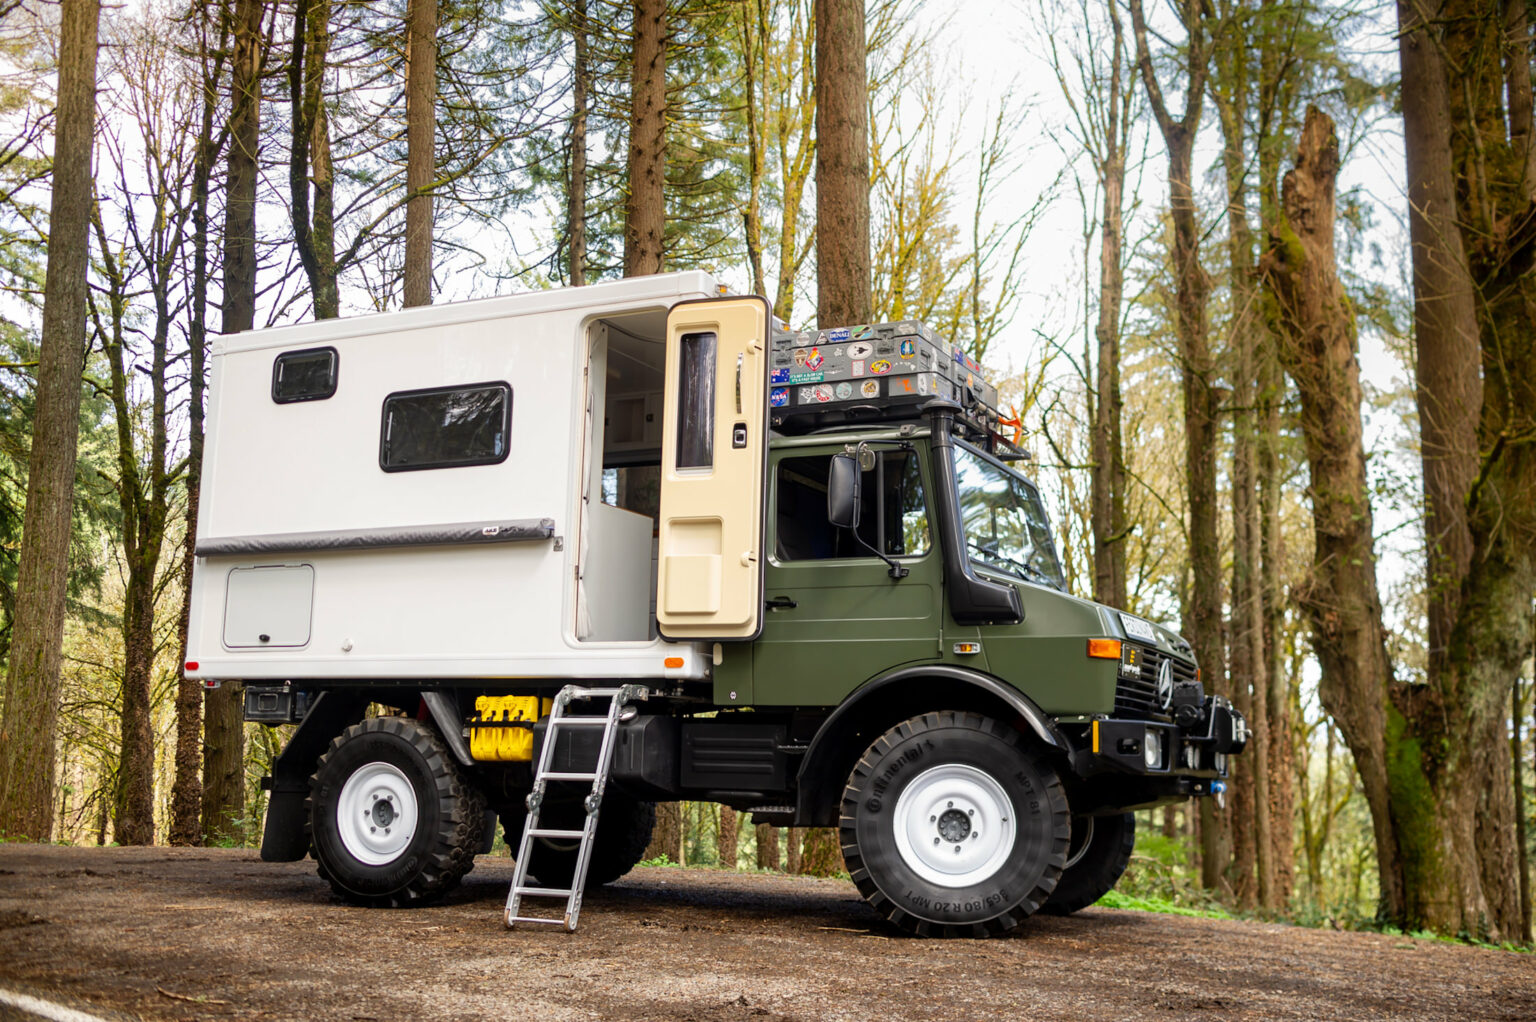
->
[936,808,972,843]
[336,761,418,866]
[892,763,1017,889]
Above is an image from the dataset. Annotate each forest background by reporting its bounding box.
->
[0,0,1531,949]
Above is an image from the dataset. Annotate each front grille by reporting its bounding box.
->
[1114,645,1196,720]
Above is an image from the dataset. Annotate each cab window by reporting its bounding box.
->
[775,450,929,561]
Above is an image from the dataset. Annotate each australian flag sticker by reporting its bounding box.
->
[770,368,792,384]
[770,386,790,407]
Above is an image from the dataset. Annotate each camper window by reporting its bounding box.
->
[379,382,512,472]
[272,347,338,403]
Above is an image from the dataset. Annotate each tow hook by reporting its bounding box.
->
[1211,780,1226,810]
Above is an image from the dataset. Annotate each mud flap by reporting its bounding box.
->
[259,691,368,862]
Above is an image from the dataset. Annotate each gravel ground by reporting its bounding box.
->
[0,845,1530,1022]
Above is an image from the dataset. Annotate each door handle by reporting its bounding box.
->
[765,595,797,610]
[735,352,744,413]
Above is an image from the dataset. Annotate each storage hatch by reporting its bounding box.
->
[223,564,315,649]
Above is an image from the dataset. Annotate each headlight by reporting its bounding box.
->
[1143,728,1163,770]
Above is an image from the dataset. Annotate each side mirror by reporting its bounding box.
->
[827,453,862,529]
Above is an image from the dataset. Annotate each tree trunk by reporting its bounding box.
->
[644,801,683,864]
[0,0,101,844]
[768,0,815,323]
[403,0,437,307]
[1090,0,1129,612]
[206,0,265,844]
[1392,0,1532,941]
[624,0,665,276]
[785,826,803,874]
[1515,675,1532,942]
[1212,40,1273,910]
[568,0,588,286]
[755,821,779,870]
[1262,104,1403,925]
[1129,0,1226,893]
[717,805,738,869]
[172,5,226,847]
[799,824,842,877]
[1255,12,1294,906]
[289,0,338,318]
[740,0,765,299]
[813,0,869,327]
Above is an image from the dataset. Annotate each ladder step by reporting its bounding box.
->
[515,886,575,897]
[527,828,586,839]
[547,717,609,727]
[541,771,598,781]
[507,915,570,926]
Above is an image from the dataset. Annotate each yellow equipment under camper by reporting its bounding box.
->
[469,695,551,762]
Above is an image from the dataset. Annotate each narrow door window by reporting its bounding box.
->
[675,332,716,470]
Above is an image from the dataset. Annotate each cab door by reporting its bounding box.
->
[656,296,771,640]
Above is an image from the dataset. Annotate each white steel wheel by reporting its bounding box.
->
[336,761,419,866]
[892,763,1017,888]
[308,716,486,907]
[840,710,1071,937]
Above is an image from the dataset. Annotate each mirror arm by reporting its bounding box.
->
[846,528,909,580]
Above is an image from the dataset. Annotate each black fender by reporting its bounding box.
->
[420,689,475,767]
[793,663,1067,826]
[259,690,369,862]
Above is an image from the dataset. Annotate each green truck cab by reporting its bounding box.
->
[210,284,1246,937]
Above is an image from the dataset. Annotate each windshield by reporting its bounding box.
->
[953,444,1066,590]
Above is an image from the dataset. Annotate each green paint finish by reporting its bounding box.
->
[975,580,1119,714]
[721,437,1120,716]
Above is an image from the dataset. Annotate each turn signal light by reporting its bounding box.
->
[184,661,199,672]
[1087,638,1123,660]
[663,657,684,669]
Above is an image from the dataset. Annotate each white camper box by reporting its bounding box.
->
[185,272,771,686]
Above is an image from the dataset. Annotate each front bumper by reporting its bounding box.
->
[1069,695,1248,784]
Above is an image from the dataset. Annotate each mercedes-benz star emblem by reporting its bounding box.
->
[1155,658,1175,711]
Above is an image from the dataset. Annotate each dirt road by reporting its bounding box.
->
[0,845,1528,1022]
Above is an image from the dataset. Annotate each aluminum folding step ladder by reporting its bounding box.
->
[504,683,648,932]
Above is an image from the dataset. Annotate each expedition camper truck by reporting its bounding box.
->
[185,271,1248,937]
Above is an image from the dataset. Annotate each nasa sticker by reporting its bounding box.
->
[871,359,892,375]
[900,339,916,359]
[770,387,790,407]
[834,382,853,400]
[861,380,880,398]
[848,341,873,360]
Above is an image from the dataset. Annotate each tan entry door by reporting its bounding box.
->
[656,296,771,640]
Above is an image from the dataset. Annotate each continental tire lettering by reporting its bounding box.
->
[872,744,927,796]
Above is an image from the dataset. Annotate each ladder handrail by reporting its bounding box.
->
[504,684,648,932]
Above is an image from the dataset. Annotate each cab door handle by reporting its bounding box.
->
[766,595,797,610]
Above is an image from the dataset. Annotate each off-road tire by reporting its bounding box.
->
[308,716,486,907]
[501,790,656,889]
[1040,812,1136,915]
[840,710,1070,937]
